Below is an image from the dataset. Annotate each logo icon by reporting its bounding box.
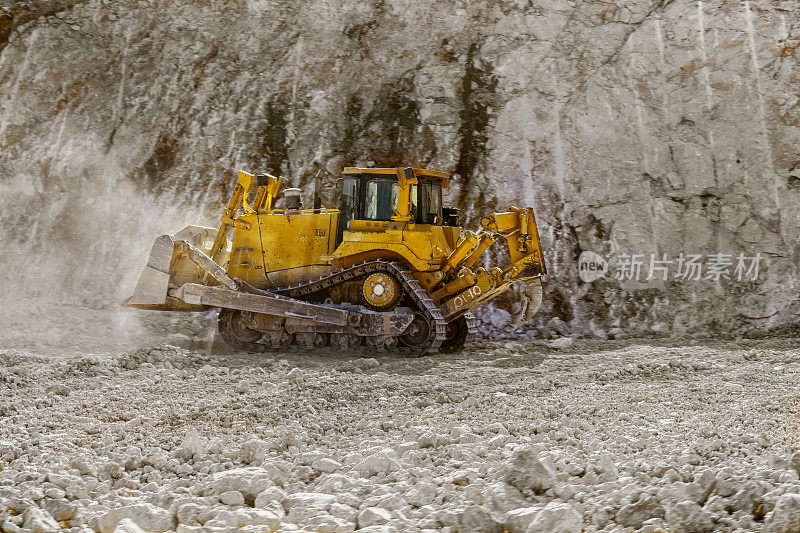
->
[578,251,608,282]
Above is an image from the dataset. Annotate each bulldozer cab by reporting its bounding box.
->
[335,167,446,244]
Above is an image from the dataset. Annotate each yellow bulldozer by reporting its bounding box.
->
[125,167,546,354]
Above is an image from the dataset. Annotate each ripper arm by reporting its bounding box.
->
[480,207,546,279]
[435,206,546,322]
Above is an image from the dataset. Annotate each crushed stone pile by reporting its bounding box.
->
[1,339,799,532]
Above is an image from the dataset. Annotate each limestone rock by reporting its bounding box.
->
[21,507,59,533]
[176,503,208,526]
[484,481,527,513]
[299,513,355,532]
[207,467,274,498]
[764,494,800,533]
[353,450,401,477]
[456,506,502,533]
[357,507,392,528]
[219,490,244,506]
[525,502,582,533]
[254,486,287,508]
[616,495,665,528]
[284,492,337,522]
[111,519,146,533]
[505,446,557,494]
[312,457,343,473]
[505,507,542,533]
[665,502,714,533]
[237,439,269,465]
[1,0,799,334]
[96,504,177,533]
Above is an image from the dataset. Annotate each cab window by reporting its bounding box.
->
[336,176,360,244]
[364,179,420,221]
[428,183,442,223]
[413,180,442,224]
[340,177,359,223]
[364,179,396,221]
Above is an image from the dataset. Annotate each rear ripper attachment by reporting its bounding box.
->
[125,167,547,355]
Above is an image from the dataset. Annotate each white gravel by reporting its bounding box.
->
[2,321,800,532]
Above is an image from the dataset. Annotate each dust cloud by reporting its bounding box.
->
[0,141,218,354]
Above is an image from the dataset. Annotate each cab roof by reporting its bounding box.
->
[342,167,449,187]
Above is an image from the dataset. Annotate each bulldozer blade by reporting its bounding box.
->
[123,235,175,308]
[513,277,543,330]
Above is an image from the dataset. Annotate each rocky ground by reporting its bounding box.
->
[1,307,800,532]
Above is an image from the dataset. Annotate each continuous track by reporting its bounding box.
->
[219,260,449,355]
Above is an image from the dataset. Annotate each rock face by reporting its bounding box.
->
[1,0,798,334]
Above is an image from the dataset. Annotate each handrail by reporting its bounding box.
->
[267,208,340,215]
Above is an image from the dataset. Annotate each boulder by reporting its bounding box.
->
[505,446,557,493]
[456,506,502,533]
[254,486,287,508]
[405,481,437,507]
[287,367,304,383]
[665,502,714,533]
[111,519,146,533]
[505,507,541,533]
[357,507,392,528]
[490,309,512,329]
[353,450,401,477]
[764,493,800,533]
[417,431,440,448]
[525,502,582,533]
[547,317,570,336]
[329,503,358,523]
[586,451,619,482]
[789,451,800,473]
[658,481,709,505]
[21,507,59,533]
[312,458,343,473]
[237,439,269,465]
[547,337,574,349]
[43,499,77,522]
[219,490,245,506]
[175,428,205,460]
[0,440,18,462]
[207,467,274,499]
[484,481,527,513]
[205,508,280,528]
[616,495,665,528]
[283,492,337,522]
[96,504,177,533]
[299,512,355,532]
[176,503,208,526]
